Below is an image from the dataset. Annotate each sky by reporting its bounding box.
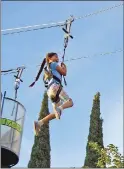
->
[1,1,123,167]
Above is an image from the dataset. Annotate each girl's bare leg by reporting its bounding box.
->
[34,97,62,136]
[39,96,73,124]
[59,99,73,109]
[59,89,73,109]
[37,100,62,126]
[34,113,56,136]
[40,113,55,124]
[53,89,73,120]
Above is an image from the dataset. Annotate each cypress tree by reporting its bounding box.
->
[28,91,51,168]
[83,92,104,168]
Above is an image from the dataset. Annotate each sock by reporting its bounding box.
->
[38,120,44,127]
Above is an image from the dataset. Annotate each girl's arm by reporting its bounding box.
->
[56,63,67,76]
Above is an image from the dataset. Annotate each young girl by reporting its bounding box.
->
[29,52,73,136]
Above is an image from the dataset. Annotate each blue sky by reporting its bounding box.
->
[1,1,123,167]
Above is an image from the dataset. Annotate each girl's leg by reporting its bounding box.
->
[54,89,73,119]
[34,113,55,136]
[58,89,73,109]
[34,101,62,136]
[40,113,55,124]
[38,100,62,125]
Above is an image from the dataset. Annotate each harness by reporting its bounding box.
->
[61,15,74,86]
[43,63,62,103]
[42,17,74,102]
[43,64,62,86]
[29,16,74,103]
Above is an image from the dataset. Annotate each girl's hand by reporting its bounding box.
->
[56,64,67,76]
[61,62,66,68]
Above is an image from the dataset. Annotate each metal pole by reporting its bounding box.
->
[1,91,6,117]
[11,66,25,116]
[11,102,18,148]
[1,92,3,103]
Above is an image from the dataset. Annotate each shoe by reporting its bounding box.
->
[54,107,62,120]
[33,121,41,136]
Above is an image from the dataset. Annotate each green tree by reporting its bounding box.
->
[89,142,124,168]
[83,92,105,168]
[28,91,51,168]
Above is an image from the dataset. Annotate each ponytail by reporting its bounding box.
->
[46,53,49,65]
[35,58,46,81]
[29,58,46,87]
[46,53,50,70]
[29,52,57,87]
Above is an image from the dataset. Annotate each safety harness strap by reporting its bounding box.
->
[61,16,74,86]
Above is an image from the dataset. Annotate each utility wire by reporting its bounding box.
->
[1,71,18,76]
[65,48,123,62]
[1,48,123,76]
[1,2,123,36]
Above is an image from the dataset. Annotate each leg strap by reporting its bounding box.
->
[52,85,62,103]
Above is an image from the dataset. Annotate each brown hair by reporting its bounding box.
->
[35,52,57,81]
[29,52,58,87]
[46,52,57,68]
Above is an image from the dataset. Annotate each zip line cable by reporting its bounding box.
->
[74,2,123,20]
[1,2,123,36]
[1,48,123,76]
[1,21,65,33]
[2,24,63,36]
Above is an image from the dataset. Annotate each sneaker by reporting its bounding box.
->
[54,107,62,120]
[33,121,41,136]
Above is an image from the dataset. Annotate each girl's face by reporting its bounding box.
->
[50,54,59,62]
